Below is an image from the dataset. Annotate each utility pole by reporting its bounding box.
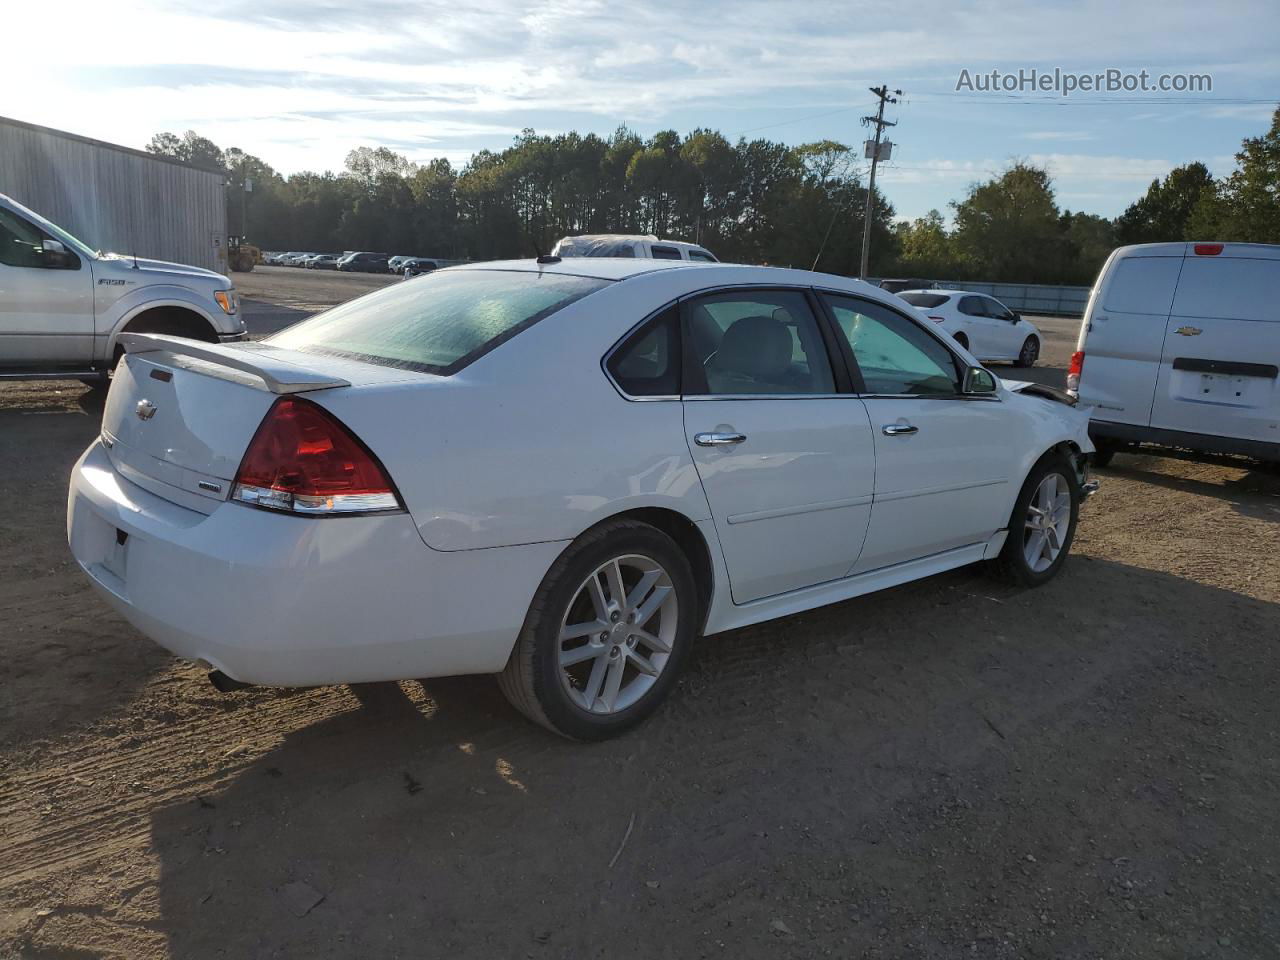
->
[859,85,900,278]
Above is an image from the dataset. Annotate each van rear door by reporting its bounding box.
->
[1076,248,1183,425]
[1149,245,1280,444]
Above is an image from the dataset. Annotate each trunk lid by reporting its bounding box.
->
[101,335,419,511]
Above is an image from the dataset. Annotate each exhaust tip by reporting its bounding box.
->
[208,670,253,693]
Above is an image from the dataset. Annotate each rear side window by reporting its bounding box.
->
[899,293,949,308]
[1102,257,1182,315]
[650,246,682,260]
[270,269,609,375]
[1172,257,1280,323]
[606,305,680,397]
[688,249,717,262]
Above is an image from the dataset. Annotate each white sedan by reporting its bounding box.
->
[898,289,1042,366]
[68,260,1094,740]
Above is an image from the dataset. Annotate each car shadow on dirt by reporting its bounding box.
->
[145,557,1280,959]
[1100,454,1280,524]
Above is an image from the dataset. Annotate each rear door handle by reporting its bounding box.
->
[882,424,918,436]
[694,432,747,447]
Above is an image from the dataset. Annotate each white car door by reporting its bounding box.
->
[981,296,1023,359]
[819,292,1029,572]
[0,205,93,366]
[682,288,876,604]
[955,295,995,357]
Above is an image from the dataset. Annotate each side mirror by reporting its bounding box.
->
[41,238,74,269]
[962,366,998,396]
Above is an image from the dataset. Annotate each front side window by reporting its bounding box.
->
[270,269,609,375]
[823,294,960,396]
[0,208,48,268]
[606,305,680,397]
[958,295,985,317]
[684,289,835,396]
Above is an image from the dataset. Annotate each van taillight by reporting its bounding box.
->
[1194,243,1223,256]
[1066,350,1085,395]
[232,397,401,515]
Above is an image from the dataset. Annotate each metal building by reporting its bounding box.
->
[0,116,227,272]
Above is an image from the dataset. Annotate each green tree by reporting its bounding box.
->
[1114,162,1215,245]
[1194,107,1280,243]
[145,130,225,169]
[951,163,1068,282]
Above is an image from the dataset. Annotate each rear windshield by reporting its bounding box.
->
[269,269,609,375]
[899,293,950,308]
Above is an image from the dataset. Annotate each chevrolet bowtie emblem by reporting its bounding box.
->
[1174,326,1202,336]
[135,399,158,421]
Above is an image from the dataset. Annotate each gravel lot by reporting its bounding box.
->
[3,267,1278,959]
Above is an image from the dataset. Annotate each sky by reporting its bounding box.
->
[5,0,1278,222]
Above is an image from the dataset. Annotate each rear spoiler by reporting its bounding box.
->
[118,334,351,394]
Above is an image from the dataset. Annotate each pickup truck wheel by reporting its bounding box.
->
[990,454,1080,588]
[499,519,697,741]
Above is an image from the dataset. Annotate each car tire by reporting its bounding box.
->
[1017,336,1039,367]
[498,518,698,740]
[953,332,969,350]
[990,452,1080,588]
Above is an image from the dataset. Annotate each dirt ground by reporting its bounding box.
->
[2,271,1279,959]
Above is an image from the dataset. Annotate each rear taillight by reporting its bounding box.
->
[1066,350,1085,395]
[232,397,401,515]
[1193,243,1223,256]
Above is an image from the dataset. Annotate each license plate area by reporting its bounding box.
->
[103,528,129,581]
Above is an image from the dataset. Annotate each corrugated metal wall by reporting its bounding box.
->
[0,118,227,273]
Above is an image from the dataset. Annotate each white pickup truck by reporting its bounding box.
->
[0,193,246,385]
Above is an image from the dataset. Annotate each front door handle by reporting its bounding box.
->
[694,432,747,447]
[882,423,918,436]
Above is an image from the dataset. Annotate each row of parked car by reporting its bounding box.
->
[264,251,444,276]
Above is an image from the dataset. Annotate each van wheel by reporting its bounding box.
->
[990,454,1080,587]
[498,519,697,740]
[1017,336,1039,367]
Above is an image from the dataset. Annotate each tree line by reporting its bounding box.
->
[148,107,1280,286]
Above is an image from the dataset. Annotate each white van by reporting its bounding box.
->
[1069,242,1280,466]
[551,234,718,262]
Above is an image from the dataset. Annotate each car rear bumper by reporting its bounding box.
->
[67,440,563,686]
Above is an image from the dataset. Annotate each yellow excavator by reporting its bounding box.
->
[227,236,260,272]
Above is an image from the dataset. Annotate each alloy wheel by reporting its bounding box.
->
[1023,472,1071,572]
[557,554,678,715]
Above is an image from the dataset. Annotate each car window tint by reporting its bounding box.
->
[650,245,683,260]
[270,269,609,375]
[983,297,1008,317]
[823,295,960,396]
[688,249,717,262]
[898,293,949,308]
[0,208,46,268]
[685,290,834,396]
[958,296,983,316]
[607,305,680,397]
